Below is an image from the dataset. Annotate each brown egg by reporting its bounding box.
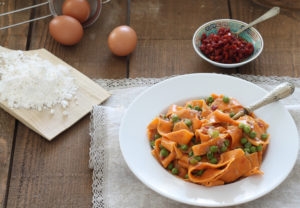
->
[62,0,91,23]
[49,15,83,46]
[108,25,137,56]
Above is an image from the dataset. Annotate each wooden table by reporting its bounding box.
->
[0,0,299,207]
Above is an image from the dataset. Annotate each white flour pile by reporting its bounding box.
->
[0,50,78,113]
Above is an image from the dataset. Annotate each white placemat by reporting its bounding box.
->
[90,75,300,208]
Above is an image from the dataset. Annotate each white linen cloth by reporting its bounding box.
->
[89,75,300,208]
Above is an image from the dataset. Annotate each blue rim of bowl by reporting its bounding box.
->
[192,19,264,67]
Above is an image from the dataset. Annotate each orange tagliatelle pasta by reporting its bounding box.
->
[147,94,269,186]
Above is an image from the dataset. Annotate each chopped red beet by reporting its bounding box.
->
[211,105,218,111]
[257,121,264,128]
[199,27,254,64]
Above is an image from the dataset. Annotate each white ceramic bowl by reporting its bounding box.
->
[119,73,298,207]
[193,19,264,68]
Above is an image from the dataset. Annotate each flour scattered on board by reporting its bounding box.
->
[0,50,77,114]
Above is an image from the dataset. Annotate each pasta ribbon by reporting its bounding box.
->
[147,94,269,186]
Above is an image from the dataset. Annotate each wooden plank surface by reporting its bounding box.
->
[29,0,128,79]
[1,0,299,208]
[0,0,33,207]
[230,0,300,77]
[5,0,128,207]
[129,0,238,77]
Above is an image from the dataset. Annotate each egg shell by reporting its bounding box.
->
[108,25,137,56]
[49,15,83,46]
[62,0,91,23]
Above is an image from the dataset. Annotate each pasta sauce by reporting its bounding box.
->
[147,94,269,186]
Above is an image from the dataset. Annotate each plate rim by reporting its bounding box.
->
[119,73,299,207]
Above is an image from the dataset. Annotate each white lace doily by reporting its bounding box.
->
[90,74,300,208]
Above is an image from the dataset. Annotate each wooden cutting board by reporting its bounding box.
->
[0,46,110,140]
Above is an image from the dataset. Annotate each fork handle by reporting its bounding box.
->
[236,7,280,35]
[232,82,294,120]
[246,82,294,113]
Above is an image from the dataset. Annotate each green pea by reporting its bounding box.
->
[194,106,201,111]
[150,140,155,148]
[191,136,196,144]
[261,134,268,141]
[223,96,230,104]
[229,112,235,118]
[210,145,219,153]
[160,114,167,119]
[171,114,179,123]
[250,146,257,153]
[187,104,193,109]
[238,123,245,129]
[195,169,204,176]
[220,146,227,152]
[257,144,263,151]
[184,119,192,127]
[210,158,218,164]
[244,148,250,153]
[194,156,202,161]
[160,148,169,157]
[211,130,219,138]
[207,96,214,104]
[180,144,188,151]
[207,151,214,160]
[249,131,257,139]
[224,140,230,147]
[244,142,252,148]
[167,163,173,170]
[243,125,251,134]
[190,158,198,165]
[240,137,248,145]
[159,144,163,149]
[171,168,179,175]
[154,133,161,139]
[184,174,189,179]
[189,151,194,157]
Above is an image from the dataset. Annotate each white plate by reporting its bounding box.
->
[119,73,299,207]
